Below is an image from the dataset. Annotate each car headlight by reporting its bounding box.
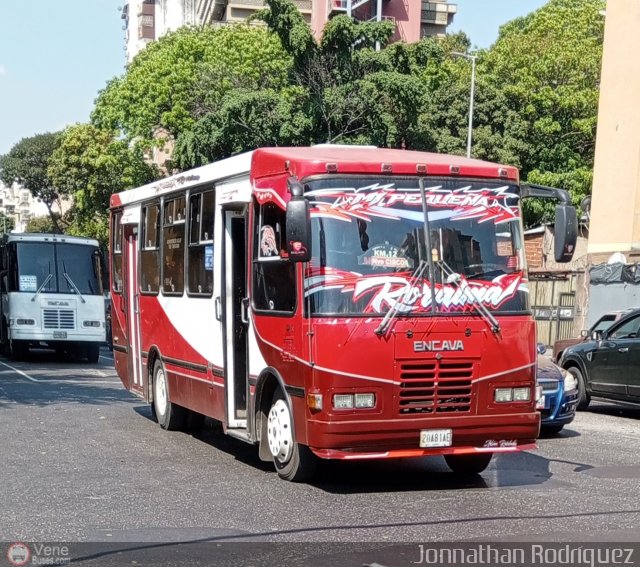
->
[562,368,578,392]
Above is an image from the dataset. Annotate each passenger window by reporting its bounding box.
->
[141,203,160,294]
[162,197,185,295]
[187,190,214,297]
[252,200,295,313]
[610,316,640,340]
[112,212,123,294]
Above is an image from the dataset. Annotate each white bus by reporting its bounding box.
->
[0,233,106,361]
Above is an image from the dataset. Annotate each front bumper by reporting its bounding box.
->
[307,411,539,460]
[10,328,105,344]
[540,387,578,427]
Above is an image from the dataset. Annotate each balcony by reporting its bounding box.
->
[328,0,373,16]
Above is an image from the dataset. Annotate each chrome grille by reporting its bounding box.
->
[539,380,559,393]
[398,360,474,414]
[43,309,75,330]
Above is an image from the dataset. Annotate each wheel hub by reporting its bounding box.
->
[155,368,167,416]
[267,399,293,463]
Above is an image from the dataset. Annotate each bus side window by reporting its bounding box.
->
[140,203,160,294]
[187,190,214,297]
[162,197,185,295]
[112,212,124,294]
[252,199,295,313]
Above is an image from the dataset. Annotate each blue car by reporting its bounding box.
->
[536,354,579,434]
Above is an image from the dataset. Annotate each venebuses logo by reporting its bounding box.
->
[7,542,30,566]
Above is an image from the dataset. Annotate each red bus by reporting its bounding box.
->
[109,146,577,481]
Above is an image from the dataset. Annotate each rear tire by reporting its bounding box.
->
[152,359,185,430]
[568,366,590,410]
[266,390,317,482]
[86,344,100,363]
[444,453,493,475]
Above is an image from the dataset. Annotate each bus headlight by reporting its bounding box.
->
[494,387,531,402]
[494,388,513,402]
[513,387,531,401]
[83,321,101,328]
[333,393,376,410]
[16,318,35,326]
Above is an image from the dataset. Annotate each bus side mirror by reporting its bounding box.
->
[286,199,311,263]
[554,204,578,263]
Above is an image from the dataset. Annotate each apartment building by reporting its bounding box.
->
[0,182,50,233]
[121,0,456,62]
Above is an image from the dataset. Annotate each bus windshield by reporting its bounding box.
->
[14,242,102,296]
[304,176,527,316]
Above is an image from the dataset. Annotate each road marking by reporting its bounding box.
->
[0,359,43,382]
[100,353,114,362]
[0,360,121,385]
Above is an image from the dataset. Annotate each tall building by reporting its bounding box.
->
[121,0,456,63]
[0,182,59,233]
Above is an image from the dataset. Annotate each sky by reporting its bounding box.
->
[0,0,547,156]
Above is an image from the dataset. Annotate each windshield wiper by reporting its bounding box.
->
[375,260,428,336]
[438,261,500,334]
[62,261,86,303]
[31,274,53,302]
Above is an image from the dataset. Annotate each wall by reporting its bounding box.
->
[588,0,640,257]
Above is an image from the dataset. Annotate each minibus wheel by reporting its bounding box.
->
[444,453,492,475]
[267,390,317,482]
[152,359,184,430]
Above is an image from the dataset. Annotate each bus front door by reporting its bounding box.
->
[123,225,144,397]
[222,208,248,430]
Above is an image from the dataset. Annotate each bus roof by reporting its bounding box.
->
[2,233,100,247]
[110,146,519,208]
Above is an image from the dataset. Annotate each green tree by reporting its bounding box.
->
[481,0,605,224]
[0,212,15,234]
[92,25,292,146]
[25,214,60,234]
[47,124,159,243]
[0,132,66,232]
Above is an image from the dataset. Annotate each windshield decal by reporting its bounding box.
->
[305,269,524,314]
[307,184,518,225]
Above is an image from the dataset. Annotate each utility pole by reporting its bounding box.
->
[451,51,478,159]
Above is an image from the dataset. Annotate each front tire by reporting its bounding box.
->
[267,391,317,482]
[152,359,185,430]
[567,366,590,410]
[444,453,493,475]
[8,339,28,361]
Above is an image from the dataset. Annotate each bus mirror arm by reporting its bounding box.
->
[286,177,312,263]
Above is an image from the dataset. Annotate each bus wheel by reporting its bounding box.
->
[86,344,100,363]
[152,360,184,430]
[444,453,492,475]
[267,391,317,482]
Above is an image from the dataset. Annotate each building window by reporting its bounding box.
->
[187,190,214,297]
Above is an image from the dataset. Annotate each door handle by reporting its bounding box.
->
[619,347,629,353]
[214,297,221,321]
[241,297,250,325]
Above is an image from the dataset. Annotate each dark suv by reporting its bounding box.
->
[552,309,631,362]
[560,307,640,409]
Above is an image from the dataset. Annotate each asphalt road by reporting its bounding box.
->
[1,349,639,565]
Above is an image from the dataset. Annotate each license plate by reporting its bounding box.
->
[536,395,546,410]
[53,331,67,339]
[420,428,452,448]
